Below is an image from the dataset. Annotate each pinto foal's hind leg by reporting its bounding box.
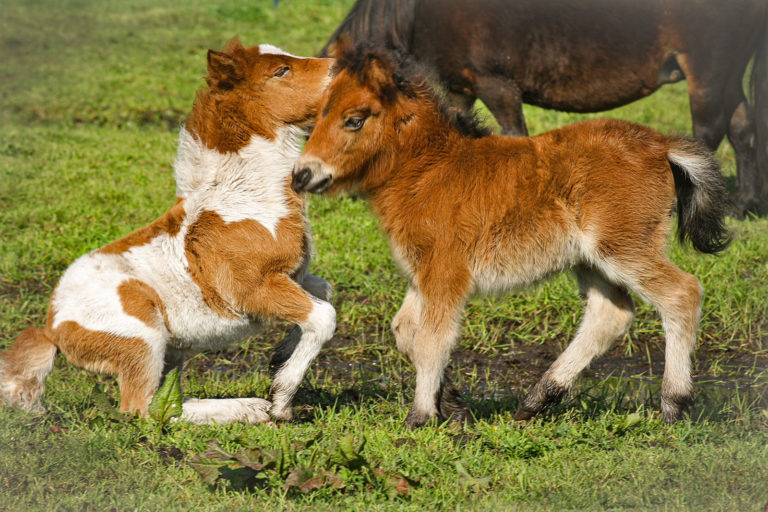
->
[515,267,635,421]
[55,330,166,417]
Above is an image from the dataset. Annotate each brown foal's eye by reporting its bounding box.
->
[273,66,290,78]
[345,116,366,131]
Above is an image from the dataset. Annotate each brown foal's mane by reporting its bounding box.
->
[333,39,492,139]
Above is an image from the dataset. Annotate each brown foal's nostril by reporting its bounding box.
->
[291,167,312,192]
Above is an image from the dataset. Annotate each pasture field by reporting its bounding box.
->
[1,1,767,510]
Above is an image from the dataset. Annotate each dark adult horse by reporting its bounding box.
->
[321,0,768,216]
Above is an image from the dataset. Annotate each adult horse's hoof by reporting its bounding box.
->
[730,198,765,220]
[513,405,537,421]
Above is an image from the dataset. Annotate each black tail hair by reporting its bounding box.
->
[667,137,732,254]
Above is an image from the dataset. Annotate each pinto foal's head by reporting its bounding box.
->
[186,38,334,153]
[292,40,489,195]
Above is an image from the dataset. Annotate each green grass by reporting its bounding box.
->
[2,1,768,510]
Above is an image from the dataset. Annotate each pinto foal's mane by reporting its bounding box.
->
[334,41,491,139]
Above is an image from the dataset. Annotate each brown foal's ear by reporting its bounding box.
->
[327,34,354,60]
[206,41,246,90]
[364,54,396,95]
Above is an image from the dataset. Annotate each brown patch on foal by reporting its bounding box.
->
[118,279,170,333]
[50,321,155,415]
[98,199,186,255]
[184,190,313,322]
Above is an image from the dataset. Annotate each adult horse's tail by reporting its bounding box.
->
[320,0,417,56]
[667,137,732,254]
[751,6,768,213]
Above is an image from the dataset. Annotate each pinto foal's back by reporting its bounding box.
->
[293,44,731,427]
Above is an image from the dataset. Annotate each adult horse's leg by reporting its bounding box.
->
[471,73,528,136]
[680,55,756,216]
[729,101,763,216]
[444,90,477,119]
[392,286,471,425]
[515,267,635,420]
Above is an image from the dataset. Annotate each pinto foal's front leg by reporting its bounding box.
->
[269,272,333,377]
[244,273,336,421]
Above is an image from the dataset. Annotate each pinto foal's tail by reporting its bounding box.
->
[0,327,57,412]
[667,137,732,254]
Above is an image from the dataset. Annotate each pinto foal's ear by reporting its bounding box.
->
[206,49,244,90]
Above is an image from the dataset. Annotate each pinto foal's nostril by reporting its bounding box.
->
[291,167,312,192]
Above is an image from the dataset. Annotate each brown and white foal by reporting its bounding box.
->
[292,44,731,427]
[0,40,336,424]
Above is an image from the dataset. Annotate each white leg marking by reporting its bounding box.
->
[547,270,635,389]
[180,398,272,425]
[410,318,460,421]
[392,287,421,358]
[271,299,336,420]
[659,280,702,402]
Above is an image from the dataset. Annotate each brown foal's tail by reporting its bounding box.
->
[0,327,58,412]
[667,137,732,254]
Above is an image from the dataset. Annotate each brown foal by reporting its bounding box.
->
[293,43,731,427]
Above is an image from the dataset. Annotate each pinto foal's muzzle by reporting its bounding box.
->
[291,159,332,194]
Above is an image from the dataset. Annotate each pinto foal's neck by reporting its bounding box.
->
[174,101,305,202]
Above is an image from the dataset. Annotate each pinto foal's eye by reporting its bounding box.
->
[345,116,366,130]
[273,66,290,78]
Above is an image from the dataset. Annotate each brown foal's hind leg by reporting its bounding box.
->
[623,259,702,423]
[436,372,472,424]
[515,267,635,420]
